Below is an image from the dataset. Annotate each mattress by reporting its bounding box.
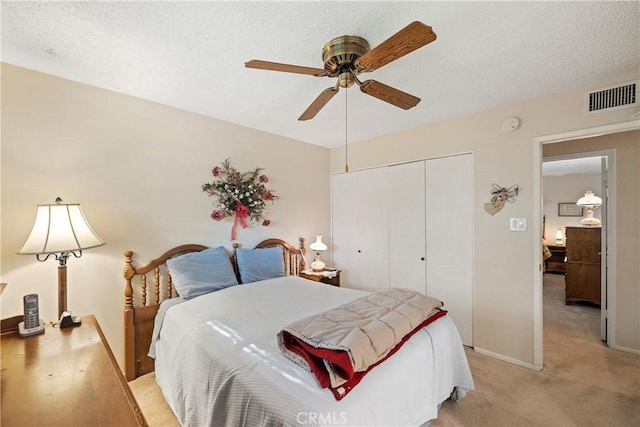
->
[152,275,474,426]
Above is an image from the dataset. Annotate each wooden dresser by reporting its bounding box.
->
[565,226,601,305]
[1,315,147,426]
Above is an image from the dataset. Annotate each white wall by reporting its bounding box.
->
[0,64,331,369]
[543,173,602,243]
[330,72,640,366]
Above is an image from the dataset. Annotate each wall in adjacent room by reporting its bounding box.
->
[543,172,602,243]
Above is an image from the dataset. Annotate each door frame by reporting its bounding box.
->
[532,120,639,368]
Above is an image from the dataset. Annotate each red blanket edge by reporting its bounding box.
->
[281,308,448,400]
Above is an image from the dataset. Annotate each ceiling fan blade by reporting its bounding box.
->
[245,60,328,77]
[298,87,339,121]
[355,21,436,72]
[359,80,420,110]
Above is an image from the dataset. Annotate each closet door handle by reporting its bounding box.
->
[421,257,425,261]
[358,250,361,253]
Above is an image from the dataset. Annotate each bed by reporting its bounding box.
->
[123,237,474,426]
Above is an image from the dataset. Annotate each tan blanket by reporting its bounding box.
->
[277,288,444,400]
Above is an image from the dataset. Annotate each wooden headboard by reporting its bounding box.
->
[123,237,307,381]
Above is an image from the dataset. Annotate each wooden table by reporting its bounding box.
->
[1,315,147,426]
[299,269,341,287]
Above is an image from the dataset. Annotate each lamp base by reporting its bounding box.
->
[580,217,601,226]
[311,260,325,272]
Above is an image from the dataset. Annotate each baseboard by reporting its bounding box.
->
[612,344,640,355]
[473,347,543,371]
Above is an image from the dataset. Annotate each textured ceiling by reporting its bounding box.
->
[2,1,639,148]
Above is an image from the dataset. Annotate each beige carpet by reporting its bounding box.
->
[129,274,640,426]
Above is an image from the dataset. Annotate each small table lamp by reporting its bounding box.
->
[17,197,105,325]
[309,235,328,272]
[555,228,564,245]
[576,191,602,226]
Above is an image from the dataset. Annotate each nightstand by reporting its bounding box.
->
[546,244,566,274]
[299,269,341,287]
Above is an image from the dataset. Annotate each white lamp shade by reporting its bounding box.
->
[309,235,327,252]
[576,191,602,207]
[18,202,105,255]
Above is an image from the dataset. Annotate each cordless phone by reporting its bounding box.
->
[18,294,45,337]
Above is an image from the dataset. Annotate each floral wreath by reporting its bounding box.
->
[202,158,278,240]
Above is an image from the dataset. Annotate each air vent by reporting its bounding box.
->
[585,80,639,114]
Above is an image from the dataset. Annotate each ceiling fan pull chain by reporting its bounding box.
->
[345,88,349,172]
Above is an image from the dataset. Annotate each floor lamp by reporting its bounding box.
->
[18,197,105,327]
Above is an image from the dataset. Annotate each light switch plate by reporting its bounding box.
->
[510,218,527,231]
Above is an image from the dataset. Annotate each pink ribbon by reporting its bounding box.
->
[231,203,249,240]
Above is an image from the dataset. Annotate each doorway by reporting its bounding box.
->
[542,152,610,343]
[532,120,639,368]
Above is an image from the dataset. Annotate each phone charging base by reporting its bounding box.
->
[60,313,82,329]
[18,320,45,337]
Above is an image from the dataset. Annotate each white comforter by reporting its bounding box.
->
[153,276,474,427]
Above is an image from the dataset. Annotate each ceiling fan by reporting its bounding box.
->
[245,21,436,121]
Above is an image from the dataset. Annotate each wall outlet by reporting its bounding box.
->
[510,218,527,231]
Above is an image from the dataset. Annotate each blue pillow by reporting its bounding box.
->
[167,246,238,299]
[236,246,286,284]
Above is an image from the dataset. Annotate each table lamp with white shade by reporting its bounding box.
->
[18,197,105,327]
[309,235,328,272]
[576,191,602,226]
[555,228,564,245]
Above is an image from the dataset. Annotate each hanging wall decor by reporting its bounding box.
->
[202,158,278,240]
[484,183,519,215]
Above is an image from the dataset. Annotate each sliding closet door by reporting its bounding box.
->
[356,167,389,290]
[332,168,389,289]
[425,154,473,346]
[332,172,359,287]
[388,161,426,292]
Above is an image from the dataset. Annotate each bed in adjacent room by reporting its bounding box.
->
[123,238,474,426]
